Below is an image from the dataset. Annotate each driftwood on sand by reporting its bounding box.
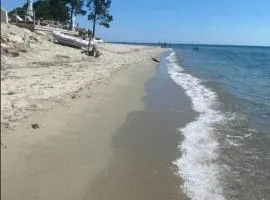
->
[151,57,160,62]
[81,45,102,57]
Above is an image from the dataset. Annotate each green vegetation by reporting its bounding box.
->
[9,0,69,22]
[86,0,113,37]
[66,0,86,29]
[9,0,113,37]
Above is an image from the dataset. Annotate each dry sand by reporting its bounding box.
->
[1,24,164,200]
[1,24,162,130]
[1,56,161,200]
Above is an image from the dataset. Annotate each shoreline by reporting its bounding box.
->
[82,52,196,200]
[166,45,270,200]
[1,54,163,200]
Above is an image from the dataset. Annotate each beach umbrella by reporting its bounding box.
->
[26,0,33,17]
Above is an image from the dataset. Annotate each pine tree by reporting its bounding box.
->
[48,0,69,22]
[9,0,69,22]
[66,0,86,30]
[86,0,113,38]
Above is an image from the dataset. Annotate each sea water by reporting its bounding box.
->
[167,45,270,200]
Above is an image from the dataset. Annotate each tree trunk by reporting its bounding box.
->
[70,7,74,30]
[92,15,96,38]
[88,2,97,51]
[92,4,97,38]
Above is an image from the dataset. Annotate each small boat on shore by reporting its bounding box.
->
[52,31,89,48]
[52,31,104,48]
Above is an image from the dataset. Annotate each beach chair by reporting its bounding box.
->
[26,16,33,22]
[11,14,24,23]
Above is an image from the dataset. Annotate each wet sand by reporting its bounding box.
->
[2,52,195,200]
[81,53,196,200]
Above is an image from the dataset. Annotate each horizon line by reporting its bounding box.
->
[107,41,270,48]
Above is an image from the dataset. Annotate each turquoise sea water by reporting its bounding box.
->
[175,45,270,132]
[168,45,270,200]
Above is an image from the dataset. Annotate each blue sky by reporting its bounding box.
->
[2,0,270,46]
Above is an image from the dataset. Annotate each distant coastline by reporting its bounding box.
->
[108,41,270,48]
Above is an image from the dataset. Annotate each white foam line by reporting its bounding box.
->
[167,50,225,200]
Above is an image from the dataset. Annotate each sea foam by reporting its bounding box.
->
[167,51,225,200]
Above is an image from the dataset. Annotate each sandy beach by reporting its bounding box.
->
[1,24,162,130]
[1,24,166,200]
[2,0,270,199]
